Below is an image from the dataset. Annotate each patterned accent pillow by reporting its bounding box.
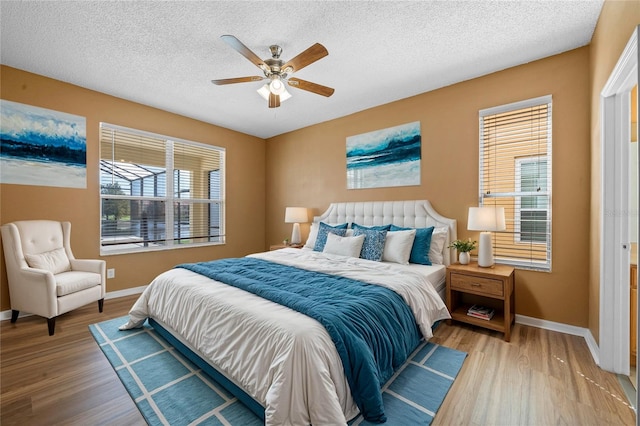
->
[313,222,348,251]
[353,227,388,261]
[351,223,392,232]
[390,225,435,265]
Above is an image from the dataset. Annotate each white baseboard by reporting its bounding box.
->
[0,285,147,321]
[516,314,600,365]
[104,285,147,300]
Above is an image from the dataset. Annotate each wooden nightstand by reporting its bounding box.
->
[269,244,303,250]
[446,262,515,342]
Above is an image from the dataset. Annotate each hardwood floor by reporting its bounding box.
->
[431,323,636,426]
[1,295,636,425]
[1,295,145,426]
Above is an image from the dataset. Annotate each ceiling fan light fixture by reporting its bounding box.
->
[257,84,291,102]
[269,77,286,95]
[257,84,270,100]
[280,88,292,102]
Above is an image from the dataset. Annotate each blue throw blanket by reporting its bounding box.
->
[177,257,421,423]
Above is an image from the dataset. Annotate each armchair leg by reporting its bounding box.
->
[10,310,19,323]
[47,317,56,336]
[98,298,104,313]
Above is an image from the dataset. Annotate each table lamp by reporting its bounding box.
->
[284,207,308,244]
[467,206,506,267]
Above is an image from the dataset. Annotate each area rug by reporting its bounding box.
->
[89,316,466,426]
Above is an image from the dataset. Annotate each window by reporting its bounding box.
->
[479,95,552,271]
[99,123,225,254]
[515,157,548,243]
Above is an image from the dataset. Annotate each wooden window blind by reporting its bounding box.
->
[99,123,225,254]
[479,95,552,271]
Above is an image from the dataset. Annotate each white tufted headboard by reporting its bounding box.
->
[313,200,457,266]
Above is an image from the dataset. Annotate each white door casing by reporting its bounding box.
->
[599,26,638,375]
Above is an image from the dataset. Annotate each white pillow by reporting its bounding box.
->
[24,247,71,274]
[429,227,449,265]
[304,222,319,249]
[382,229,416,264]
[323,233,365,258]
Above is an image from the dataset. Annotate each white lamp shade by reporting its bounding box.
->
[284,207,308,223]
[467,207,506,232]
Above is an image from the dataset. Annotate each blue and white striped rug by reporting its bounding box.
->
[89,316,466,426]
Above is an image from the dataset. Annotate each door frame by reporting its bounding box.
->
[599,26,638,374]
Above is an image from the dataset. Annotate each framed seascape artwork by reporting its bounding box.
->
[0,100,87,189]
[347,121,421,189]
[346,121,421,189]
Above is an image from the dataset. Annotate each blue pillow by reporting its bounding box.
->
[390,225,435,265]
[313,222,348,252]
[353,228,388,261]
[351,223,392,232]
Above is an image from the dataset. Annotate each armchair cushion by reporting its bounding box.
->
[24,247,71,274]
[55,271,102,297]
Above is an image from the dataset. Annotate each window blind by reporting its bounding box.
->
[99,123,225,254]
[479,95,552,271]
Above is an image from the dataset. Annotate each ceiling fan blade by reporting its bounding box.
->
[220,35,268,71]
[211,76,264,85]
[269,93,280,108]
[281,43,328,73]
[287,78,334,97]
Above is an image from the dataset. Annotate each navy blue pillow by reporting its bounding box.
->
[313,222,348,252]
[353,228,387,261]
[390,225,435,265]
[351,223,392,232]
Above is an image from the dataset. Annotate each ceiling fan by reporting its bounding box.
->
[211,35,335,108]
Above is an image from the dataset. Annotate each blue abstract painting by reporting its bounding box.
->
[346,121,421,189]
[0,100,86,188]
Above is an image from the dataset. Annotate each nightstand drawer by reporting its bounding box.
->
[450,273,503,297]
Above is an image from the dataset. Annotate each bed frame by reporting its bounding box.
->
[151,200,457,422]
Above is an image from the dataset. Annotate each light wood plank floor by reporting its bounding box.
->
[1,295,636,425]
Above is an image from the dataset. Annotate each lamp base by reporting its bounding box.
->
[477,231,494,267]
[291,223,301,245]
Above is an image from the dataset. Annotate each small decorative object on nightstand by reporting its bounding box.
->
[446,262,515,341]
[448,238,477,265]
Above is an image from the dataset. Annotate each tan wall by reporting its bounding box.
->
[0,66,266,311]
[588,1,640,343]
[266,47,591,327]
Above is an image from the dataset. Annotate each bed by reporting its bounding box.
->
[120,200,457,425]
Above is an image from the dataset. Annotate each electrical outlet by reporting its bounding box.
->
[107,268,115,279]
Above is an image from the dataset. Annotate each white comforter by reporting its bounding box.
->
[120,248,451,425]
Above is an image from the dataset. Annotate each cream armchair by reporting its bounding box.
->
[1,220,106,335]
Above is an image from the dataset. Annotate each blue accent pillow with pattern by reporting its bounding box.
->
[314,222,348,251]
[353,228,388,261]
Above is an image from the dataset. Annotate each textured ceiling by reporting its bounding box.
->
[0,1,603,139]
